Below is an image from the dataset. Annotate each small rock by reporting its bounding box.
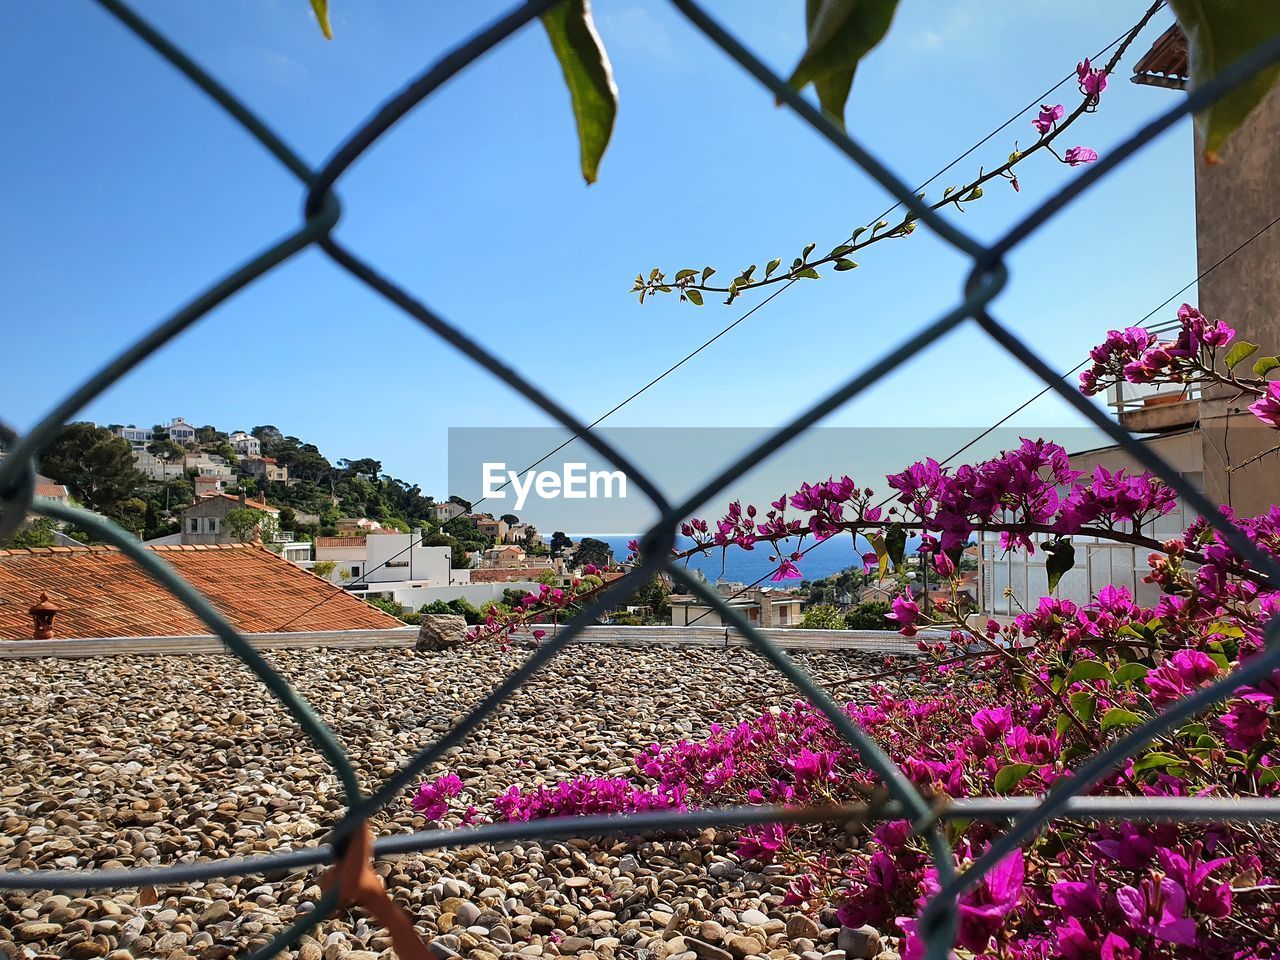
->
[786,916,821,942]
[726,935,766,960]
[837,927,881,960]
[17,922,63,941]
[689,940,734,960]
[740,910,769,928]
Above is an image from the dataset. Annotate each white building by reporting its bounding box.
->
[311,531,469,592]
[112,425,153,450]
[133,450,186,482]
[166,417,198,446]
[185,452,234,480]
[431,501,467,523]
[229,431,261,457]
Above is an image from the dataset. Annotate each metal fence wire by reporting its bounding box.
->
[3,2,1280,959]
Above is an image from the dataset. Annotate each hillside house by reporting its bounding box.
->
[179,493,278,545]
[239,455,288,484]
[228,431,261,457]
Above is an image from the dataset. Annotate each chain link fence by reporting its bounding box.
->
[3,2,1280,958]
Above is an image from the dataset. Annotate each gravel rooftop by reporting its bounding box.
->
[0,643,895,960]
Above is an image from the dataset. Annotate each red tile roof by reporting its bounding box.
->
[315,536,366,548]
[0,544,402,640]
[182,493,278,513]
[33,483,68,499]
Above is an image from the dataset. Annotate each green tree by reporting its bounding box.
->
[549,531,574,555]
[311,559,337,579]
[9,518,57,548]
[146,433,185,462]
[500,514,520,526]
[226,507,276,543]
[40,422,145,517]
[574,537,613,570]
[845,601,892,631]
[801,603,846,630]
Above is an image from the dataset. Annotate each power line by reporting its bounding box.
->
[679,210,1280,628]
[273,14,1154,634]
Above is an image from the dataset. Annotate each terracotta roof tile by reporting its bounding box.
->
[34,483,68,498]
[0,544,402,640]
[315,537,366,548]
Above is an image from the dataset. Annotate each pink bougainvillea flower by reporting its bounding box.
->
[1065,146,1098,166]
[1077,57,1108,98]
[1033,103,1064,135]
[885,592,921,637]
[1114,877,1197,945]
[1247,382,1280,429]
[771,559,802,582]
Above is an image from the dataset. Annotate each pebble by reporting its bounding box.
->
[0,645,890,960]
[837,926,882,960]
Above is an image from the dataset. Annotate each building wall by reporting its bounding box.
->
[364,534,453,585]
[1194,81,1280,517]
[377,581,543,612]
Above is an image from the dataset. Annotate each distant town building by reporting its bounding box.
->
[179,493,278,545]
[474,516,509,542]
[431,501,466,523]
[669,585,803,629]
[239,455,288,484]
[165,417,198,446]
[505,522,538,545]
[184,452,234,481]
[193,475,224,498]
[112,425,153,450]
[32,478,69,506]
[228,431,261,457]
[480,545,526,568]
[336,517,383,534]
[132,450,186,482]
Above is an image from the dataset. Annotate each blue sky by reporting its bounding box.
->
[3,1,1199,502]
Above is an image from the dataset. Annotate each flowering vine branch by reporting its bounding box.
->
[631,3,1162,307]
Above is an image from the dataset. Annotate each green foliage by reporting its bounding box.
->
[226,507,267,543]
[309,0,332,39]
[311,559,337,580]
[535,569,559,586]
[1225,340,1260,370]
[540,0,617,184]
[39,422,146,517]
[8,517,57,548]
[420,597,483,625]
[574,536,614,570]
[790,0,901,132]
[549,531,575,555]
[1044,537,1075,595]
[845,601,892,630]
[1169,0,1280,161]
[363,595,404,619]
[801,603,846,629]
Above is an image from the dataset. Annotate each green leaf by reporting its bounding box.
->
[1069,690,1097,723]
[1168,0,1280,162]
[1133,752,1184,776]
[1056,712,1073,739]
[789,0,901,129]
[541,0,618,184]
[1113,662,1151,685]
[702,267,716,283]
[802,242,817,260]
[885,523,906,572]
[310,0,333,39]
[1253,356,1280,377]
[1225,340,1260,369]
[829,245,854,257]
[685,289,704,306]
[1044,537,1075,595]
[1066,659,1113,686]
[869,532,890,581]
[765,258,782,278]
[674,268,697,282]
[851,226,868,241]
[994,762,1035,794]
[796,267,822,280]
[834,258,859,271]
[1101,707,1145,732]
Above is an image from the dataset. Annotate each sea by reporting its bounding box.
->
[585,533,922,586]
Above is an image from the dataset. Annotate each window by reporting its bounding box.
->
[206,517,219,534]
[351,565,361,576]
[188,518,199,533]
[778,606,789,624]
